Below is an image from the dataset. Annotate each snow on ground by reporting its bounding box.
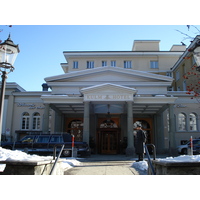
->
[131,161,148,175]
[0,147,81,172]
[157,154,200,162]
[131,161,148,171]
[0,147,53,162]
[130,155,200,174]
[2,146,200,174]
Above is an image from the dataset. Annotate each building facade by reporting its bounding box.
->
[2,39,199,155]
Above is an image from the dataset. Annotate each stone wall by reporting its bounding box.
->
[0,159,65,175]
[150,160,200,175]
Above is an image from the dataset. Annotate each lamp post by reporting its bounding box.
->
[0,34,20,145]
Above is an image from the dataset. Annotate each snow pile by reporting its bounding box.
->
[0,147,53,162]
[0,147,80,172]
[157,155,200,162]
[131,161,148,172]
[130,155,200,175]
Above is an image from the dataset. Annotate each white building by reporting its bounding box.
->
[2,39,198,155]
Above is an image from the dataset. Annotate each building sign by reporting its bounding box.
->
[17,103,45,109]
[84,94,133,101]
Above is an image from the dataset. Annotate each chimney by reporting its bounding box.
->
[42,83,49,91]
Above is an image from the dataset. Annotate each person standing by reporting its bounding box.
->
[134,124,146,162]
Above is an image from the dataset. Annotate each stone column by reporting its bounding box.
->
[83,102,90,144]
[42,104,50,133]
[155,113,165,154]
[126,101,134,156]
[168,104,176,155]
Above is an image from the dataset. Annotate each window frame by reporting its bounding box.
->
[189,113,198,131]
[102,61,107,67]
[150,61,159,69]
[87,61,94,69]
[73,61,78,69]
[124,60,132,69]
[176,70,180,81]
[22,112,30,130]
[111,60,116,67]
[177,113,187,131]
[32,112,41,130]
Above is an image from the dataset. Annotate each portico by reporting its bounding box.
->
[40,66,177,155]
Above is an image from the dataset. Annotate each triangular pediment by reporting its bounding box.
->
[81,83,137,94]
[81,83,137,102]
[45,66,173,84]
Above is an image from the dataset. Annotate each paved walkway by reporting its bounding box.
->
[64,155,140,175]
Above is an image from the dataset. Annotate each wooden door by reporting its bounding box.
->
[99,129,120,154]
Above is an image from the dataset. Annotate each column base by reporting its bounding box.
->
[126,147,135,156]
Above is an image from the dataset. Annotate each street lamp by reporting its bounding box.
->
[0,34,20,145]
[189,39,200,72]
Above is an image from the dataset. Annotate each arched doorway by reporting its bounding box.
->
[97,118,121,154]
[66,118,83,141]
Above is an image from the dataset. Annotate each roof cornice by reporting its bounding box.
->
[63,51,183,57]
[45,66,173,82]
[171,35,200,71]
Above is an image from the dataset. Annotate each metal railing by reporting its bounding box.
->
[144,144,156,175]
[49,144,65,175]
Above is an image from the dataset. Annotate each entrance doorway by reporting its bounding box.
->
[97,128,120,154]
[97,117,120,154]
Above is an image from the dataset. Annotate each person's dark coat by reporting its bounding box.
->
[134,129,146,154]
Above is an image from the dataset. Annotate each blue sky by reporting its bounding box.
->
[1,25,200,91]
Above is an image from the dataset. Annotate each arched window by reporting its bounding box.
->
[178,113,186,131]
[22,112,30,130]
[67,119,83,141]
[189,113,197,131]
[33,112,41,130]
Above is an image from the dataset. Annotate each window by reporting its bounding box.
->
[33,112,41,130]
[178,113,186,131]
[111,60,116,67]
[189,113,197,131]
[87,61,94,68]
[67,119,83,141]
[102,61,107,67]
[50,136,64,143]
[22,112,30,130]
[124,61,132,68]
[35,136,50,143]
[73,61,78,69]
[166,72,172,77]
[176,70,180,81]
[183,80,187,91]
[150,61,158,69]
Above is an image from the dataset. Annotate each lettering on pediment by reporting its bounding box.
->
[84,94,133,101]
